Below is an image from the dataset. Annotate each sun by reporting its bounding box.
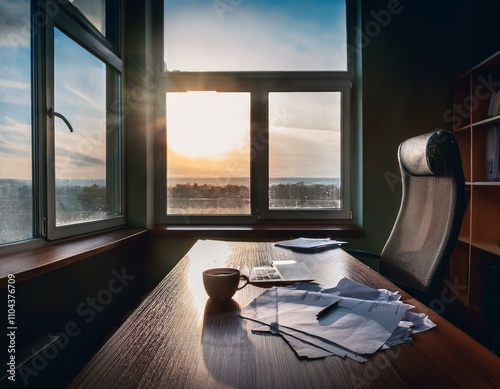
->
[166,92,250,158]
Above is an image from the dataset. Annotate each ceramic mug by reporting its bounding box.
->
[202,268,249,302]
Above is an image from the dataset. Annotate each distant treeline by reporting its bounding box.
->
[168,183,249,198]
[270,183,340,200]
[168,182,340,200]
[56,183,107,212]
[0,181,107,211]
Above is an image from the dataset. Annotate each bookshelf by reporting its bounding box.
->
[450,50,500,348]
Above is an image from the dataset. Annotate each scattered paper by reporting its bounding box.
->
[239,278,436,362]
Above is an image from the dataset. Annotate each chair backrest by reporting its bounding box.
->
[379,130,468,299]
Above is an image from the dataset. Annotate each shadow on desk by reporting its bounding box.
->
[202,299,257,388]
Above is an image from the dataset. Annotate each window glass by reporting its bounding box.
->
[70,0,106,34]
[269,92,341,209]
[164,0,346,71]
[166,91,251,215]
[0,0,33,244]
[54,28,111,225]
[159,0,354,224]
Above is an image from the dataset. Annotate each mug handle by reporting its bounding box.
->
[238,274,249,290]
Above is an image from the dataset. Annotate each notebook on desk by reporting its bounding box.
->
[274,237,348,253]
[249,260,315,284]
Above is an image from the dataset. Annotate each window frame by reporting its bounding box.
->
[40,0,124,241]
[155,0,359,226]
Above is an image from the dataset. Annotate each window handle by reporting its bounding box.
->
[47,107,74,133]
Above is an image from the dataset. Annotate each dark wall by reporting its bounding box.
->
[357,0,500,256]
[1,235,150,388]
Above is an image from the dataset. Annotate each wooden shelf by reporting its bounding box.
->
[472,242,500,256]
[471,181,500,186]
[451,50,500,346]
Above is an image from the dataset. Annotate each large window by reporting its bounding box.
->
[158,0,357,224]
[0,0,123,245]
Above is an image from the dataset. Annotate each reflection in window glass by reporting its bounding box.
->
[164,0,346,71]
[269,92,341,209]
[166,92,251,215]
[54,28,112,225]
[0,0,33,244]
[70,0,106,34]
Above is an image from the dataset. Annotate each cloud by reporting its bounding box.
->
[269,126,341,178]
[269,92,342,132]
[164,2,346,71]
[56,146,105,167]
[54,143,106,180]
[0,117,30,150]
[0,77,31,107]
[64,83,103,111]
[0,78,30,91]
[0,116,31,179]
[0,0,30,47]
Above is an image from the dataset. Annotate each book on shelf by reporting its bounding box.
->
[488,91,500,117]
[486,126,500,181]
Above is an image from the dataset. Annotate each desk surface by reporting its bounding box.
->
[70,240,500,389]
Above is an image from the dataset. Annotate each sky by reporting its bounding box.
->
[164,0,346,179]
[0,0,31,180]
[164,0,347,72]
[0,0,107,181]
[0,0,346,181]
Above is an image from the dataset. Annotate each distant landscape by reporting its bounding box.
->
[0,179,107,244]
[166,177,341,214]
[0,177,341,243]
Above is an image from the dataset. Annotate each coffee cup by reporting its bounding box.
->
[202,268,249,302]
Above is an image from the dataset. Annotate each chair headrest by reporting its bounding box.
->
[399,130,454,176]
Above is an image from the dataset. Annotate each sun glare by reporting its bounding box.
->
[166,92,250,158]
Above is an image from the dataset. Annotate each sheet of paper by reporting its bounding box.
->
[240,288,412,355]
[252,324,367,362]
[239,278,436,360]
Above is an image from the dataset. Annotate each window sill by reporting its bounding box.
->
[0,228,148,288]
[151,223,362,240]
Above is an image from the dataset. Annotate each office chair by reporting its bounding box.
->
[349,130,468,304]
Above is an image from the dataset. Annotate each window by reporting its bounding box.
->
[268,92,342,210]
[157,0,357,224]
[0,0,32,244]
[0,0,123,246]
[166,91,251,215]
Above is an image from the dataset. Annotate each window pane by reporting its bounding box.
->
[54,28,117,225]
[70,0,106,35]
[0,0,32,244]
[166,92,250,215]
[269,92,341,210]
[164,0,346,71]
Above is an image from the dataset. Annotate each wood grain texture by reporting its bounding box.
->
[69,240,500,389]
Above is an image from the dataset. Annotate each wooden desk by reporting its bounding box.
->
[70,240,500,388]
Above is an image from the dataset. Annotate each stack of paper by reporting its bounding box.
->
[274,238,348,253]
[239,278,435,362]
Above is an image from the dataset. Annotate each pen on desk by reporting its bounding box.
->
[316,300,340,319]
